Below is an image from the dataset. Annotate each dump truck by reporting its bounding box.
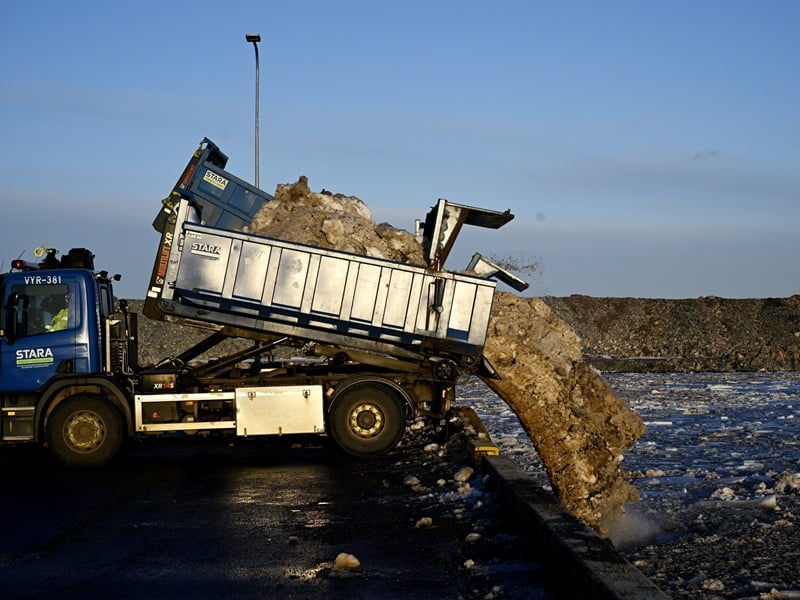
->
[0,138,526,467]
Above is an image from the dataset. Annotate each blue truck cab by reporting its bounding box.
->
[1,248,133,465]
[3,268,102,389]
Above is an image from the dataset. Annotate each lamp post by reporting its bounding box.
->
[245,33,261,188]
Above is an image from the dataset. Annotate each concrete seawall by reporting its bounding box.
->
[460,412,669,599]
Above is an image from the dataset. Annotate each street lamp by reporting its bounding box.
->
[245,33,261,188]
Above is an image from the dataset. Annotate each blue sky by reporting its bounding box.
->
[2,0,798,299]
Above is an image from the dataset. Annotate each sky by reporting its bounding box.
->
[1,0,798,299]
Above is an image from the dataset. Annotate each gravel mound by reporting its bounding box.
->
[543,295,800,372]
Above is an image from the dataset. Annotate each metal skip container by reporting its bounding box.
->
[147,139,526,363]
[165,199,497,362]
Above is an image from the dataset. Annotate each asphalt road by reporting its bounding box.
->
[0,431,558,599]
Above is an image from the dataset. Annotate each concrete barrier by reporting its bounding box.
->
[458,407,669,599]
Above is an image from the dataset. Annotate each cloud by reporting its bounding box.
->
[691,149,719,162]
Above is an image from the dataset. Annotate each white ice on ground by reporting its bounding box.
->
[462,371,800,598]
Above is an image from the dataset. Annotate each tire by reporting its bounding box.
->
[328,383,407,457]
[46,394,123,467]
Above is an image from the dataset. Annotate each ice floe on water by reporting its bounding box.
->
[463,371,800,599]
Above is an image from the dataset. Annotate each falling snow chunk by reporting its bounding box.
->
[769,590,800,600]
[702,489,780,510]
[711,487,737,501]
[776,472,800,494]
[484,586,504,600]
[645,469,666,478]
[752,583,800,598]
[463,559,476,569]
[454,466,474,483]
[737,460,766,471]
[334,553,360,570]
[701,578,725,592]
[415,517,433,528]
[402,473,428,493]
[727,495,779,510]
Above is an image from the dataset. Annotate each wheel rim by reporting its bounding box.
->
[62,410,107,454]
[348,403,384,438]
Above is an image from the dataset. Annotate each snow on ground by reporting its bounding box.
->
[464,371,800,599]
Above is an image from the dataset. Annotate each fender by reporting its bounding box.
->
[35,374,134,441]
[328,374,414,419]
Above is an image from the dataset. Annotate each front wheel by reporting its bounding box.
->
[46,394,123,467]
[328,383,407,457]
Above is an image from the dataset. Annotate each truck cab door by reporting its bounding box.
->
[0,278,82,392]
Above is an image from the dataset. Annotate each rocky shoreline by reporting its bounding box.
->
[130,295,800,373]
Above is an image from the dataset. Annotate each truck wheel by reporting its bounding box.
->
[329,384,406,457]
[46,394,123,467]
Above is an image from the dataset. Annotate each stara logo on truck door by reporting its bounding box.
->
[15,347,54,368]
[203,170,228,190]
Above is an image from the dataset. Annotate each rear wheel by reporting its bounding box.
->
[46,394,123,467]
[328,383,407,457]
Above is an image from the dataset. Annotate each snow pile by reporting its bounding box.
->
[480,293,645,533]
[249,176,425,266]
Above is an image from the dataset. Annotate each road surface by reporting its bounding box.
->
[0,431,558,599]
